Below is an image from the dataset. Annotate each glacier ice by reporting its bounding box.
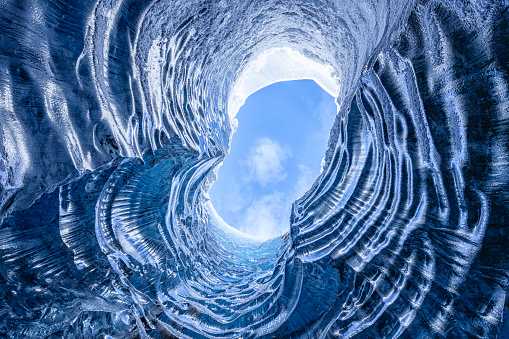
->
[0,0,509,337]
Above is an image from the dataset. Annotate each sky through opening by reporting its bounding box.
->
[210,80,336,240]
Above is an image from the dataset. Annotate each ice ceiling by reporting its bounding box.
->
[0,0,509,337]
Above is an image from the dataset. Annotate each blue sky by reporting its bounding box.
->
[209,79,336,240]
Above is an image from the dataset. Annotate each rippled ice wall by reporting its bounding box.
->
[1,0,509,337]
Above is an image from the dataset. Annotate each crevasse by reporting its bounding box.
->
[0,0,508,337]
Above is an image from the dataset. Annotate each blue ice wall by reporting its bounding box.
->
[0,0,508,337]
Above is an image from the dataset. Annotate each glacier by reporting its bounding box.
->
[0,0,509,337]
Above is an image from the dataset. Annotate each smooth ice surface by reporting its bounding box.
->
[210,80,336,240]
[0,0,509,338]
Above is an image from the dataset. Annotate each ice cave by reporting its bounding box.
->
[0,0,508,337]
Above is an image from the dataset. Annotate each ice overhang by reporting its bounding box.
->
[228,47,340,119]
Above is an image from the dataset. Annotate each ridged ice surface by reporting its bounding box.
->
[1,0,509,337]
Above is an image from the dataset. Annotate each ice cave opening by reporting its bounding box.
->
[209,79,337,240]
[1,0,509,337]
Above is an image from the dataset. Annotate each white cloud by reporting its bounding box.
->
[235,164,317,240]
[294,164,316,199]
[229,141,320,240]
[215,179,251,214]
[242,137,291,186]
[239,192,291,239]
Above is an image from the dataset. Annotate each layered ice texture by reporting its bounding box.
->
[1,0,509,337]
